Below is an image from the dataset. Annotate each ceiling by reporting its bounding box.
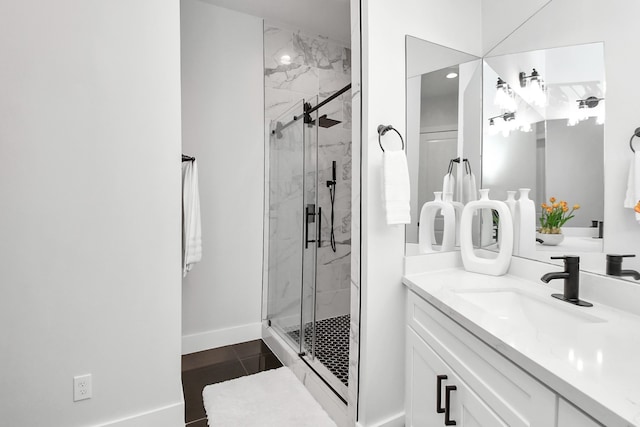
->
[198,0,351,45]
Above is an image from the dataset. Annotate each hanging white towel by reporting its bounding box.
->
[183,159,202,276]
[442,172,455,199]
[624,151,640,223]
[462,172,478,204]
[382,150,411,225]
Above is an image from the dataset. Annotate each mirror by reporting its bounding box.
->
[483,42,605,257]
[405,36,606,265]
[405,36,481,255]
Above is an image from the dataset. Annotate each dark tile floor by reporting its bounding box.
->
[182,339,283,426]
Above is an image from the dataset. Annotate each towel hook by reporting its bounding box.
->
[630,127,640,153]
[377,125,405,152]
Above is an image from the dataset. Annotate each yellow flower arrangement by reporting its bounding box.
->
[539,197,580,234]
[635,200,640,214]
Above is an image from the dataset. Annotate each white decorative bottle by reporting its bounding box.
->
[418,192,455,253]
[460,189,513,276]
[516,188,536,257]
[505,191,520,255]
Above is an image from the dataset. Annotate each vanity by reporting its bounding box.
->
[402,253,640,426]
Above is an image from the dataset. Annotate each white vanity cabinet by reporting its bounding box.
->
[406,290,604,427]
[407,327,508,426]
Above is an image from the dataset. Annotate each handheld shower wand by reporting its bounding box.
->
[326,161,337,252]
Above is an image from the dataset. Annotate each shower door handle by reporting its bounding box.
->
[305,204,315,249]
[317,207,322,248]
[305,205,322,249]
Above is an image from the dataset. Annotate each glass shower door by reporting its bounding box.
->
[266,97,348,399]
[266,100,306,343]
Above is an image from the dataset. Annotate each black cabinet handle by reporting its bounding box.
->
[436,375,447,413]
[444,385,457,426]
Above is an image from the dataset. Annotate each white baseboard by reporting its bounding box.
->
[356,411,405,427]
[98,401,184,427]
[182,322,262,355]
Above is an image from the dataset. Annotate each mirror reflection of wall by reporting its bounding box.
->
[405,36,480,251]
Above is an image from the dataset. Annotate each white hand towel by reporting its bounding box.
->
[462,172,478,204]
[382,150,411,225]
[442,173,455,199]
[624,152,640,223]
[183,160,202,276]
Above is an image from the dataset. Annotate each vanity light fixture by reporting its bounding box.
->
[567,96,605,126]
[494,77,516,112]
[488,111,532,136]
[488,112,521,136]
[519,68,547,107]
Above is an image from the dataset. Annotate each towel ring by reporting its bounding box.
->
[630,127,640,153]
[377,125,405,152]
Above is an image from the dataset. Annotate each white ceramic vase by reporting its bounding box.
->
[516,188,536,256]
[460,189,513,276]
[418,192,456,253]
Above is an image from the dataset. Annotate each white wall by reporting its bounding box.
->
[0,1,183,426]
[485,0,640,270]
[180,0,265,353]
[358,1,481,425]
[546,119,604,227]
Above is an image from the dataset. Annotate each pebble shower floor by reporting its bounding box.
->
[286,315,350,386]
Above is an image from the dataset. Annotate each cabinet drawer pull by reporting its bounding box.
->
[444,385,457,426]
[436,374,447,413]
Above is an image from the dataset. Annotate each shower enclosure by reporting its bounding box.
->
[265,84,352,400]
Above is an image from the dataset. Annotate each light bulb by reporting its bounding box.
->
[280,54,292,65]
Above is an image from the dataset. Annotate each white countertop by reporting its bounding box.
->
[403,266,640,427]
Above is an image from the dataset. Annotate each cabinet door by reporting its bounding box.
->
[407,327,508,427]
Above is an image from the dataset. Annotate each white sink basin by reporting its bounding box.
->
[453,288,606,328]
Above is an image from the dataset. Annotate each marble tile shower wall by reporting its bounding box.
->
[265,25,352,321]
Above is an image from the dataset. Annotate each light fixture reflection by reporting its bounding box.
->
[519,68,547,107]
[487,111,531,136]
[567,96,605,126]
[494,77,516,112]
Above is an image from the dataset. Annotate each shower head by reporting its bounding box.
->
[309,114,342,128]
[319,115,341,128]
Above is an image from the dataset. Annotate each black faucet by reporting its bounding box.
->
[540,256,593,307]
[606,254,640,280]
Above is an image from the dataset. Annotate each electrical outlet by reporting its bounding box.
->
[73,374,92,402]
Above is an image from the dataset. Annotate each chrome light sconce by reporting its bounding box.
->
[494,77,516,112]
[577,96,604,109]
[568,96,605,126]
[488,112,519,136]
[519,68,547,107]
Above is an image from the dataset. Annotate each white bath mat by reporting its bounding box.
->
[202,367,337,427]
